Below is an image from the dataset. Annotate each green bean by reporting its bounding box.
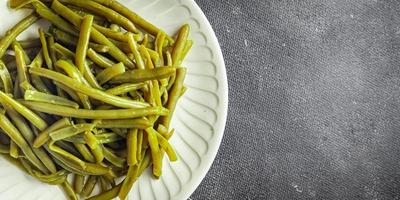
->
[127,33,145,70]
[87,183,121,200]
[157,124,168,138]
[87,48,115,69]
[118,165,138,200]
[64,132,122,144]
[0,90,48,131]
[49,140,86,168]
[172,24,190,66]
[33,118,71,148]
[109,24,120,32]
[30,67,150,108]
[178,40,194,66]
[0,13,39,59]
[0,61,13,93]
[0,112,49,173]
[20,81,37,92]
[160,67,186,128]
[144,127,162,177]
[111,68,176,84]
[51,0,135,68]
[32,2,78,36]
[136,129,143,161]
[29,50,53,94]
[155,31,166,67]
[81,175,98,197]
[74,143,95,163]
[48,35,59,64]
[39,28,53,69]
[73,174,85,194]
[156,131,177,161]
[139,45,155,69]
[93,24,134,42]
[99,176,109,192]
[91,144,104,163]
[62,181,78,200]
[105,83,146,96]
[127,129,137,166]
[13,41,31,64]
[83,60,104,90]
[9,140,19,158]
[95,118,152,129]
[24,90,80,109]
[76,15,93,73]
[103,145,125,168]
[59,0,137,33]
[96,62,125,85]
[14,43,30,93]
[49,123,95,141]
[141,33,149,46]
[17,38,42,49]
[31,169,69,185]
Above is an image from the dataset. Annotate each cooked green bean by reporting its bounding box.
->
[87,183,121,200]
[74,143,96,163]
[24,90,80,109]
[156,131,177,161]
[31,169,69,185]
[95,118,152,129]
[33,118,71,148]
[87,48,115,68]
[127,129,137,166]
[54,43,75,59]
[155,31,166,67]
[91,144,104,163]
[9,140,19,158]
[0,61,13,93]
[49,123,95,141]
[127,33,145,70]
[64,132,122,144]
[96,62,125,85]
[39,28,53,69]
[144,127,162,177]
[118,165,138,200]
[49,140,86,168]
[111,68,176,84]
[0,112,49,173]
[13,41,31,64]
[14,43,30,93]
[179,39,194,66]
[172,24,190,66]
[62,181,78,200]
[99,176,109,192]
[30,67,150,108]
[51,0,135,68]
[83,131,99,150]
[53,82,81,104]
[105,83,146,96]
[73,174,85,194]
[0,90,48,131]
[0,13,39,59]
[160,67,186,128]
[81,175,98,197]
[17,38,42,49]
[29,50,53,94]
[76,15,93,73]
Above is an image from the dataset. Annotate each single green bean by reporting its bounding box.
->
[53,82,81,104]
[0,61,13,93]
[136,129,143,161]
[31,169,69,185]
[14,43,30,93]
[33,118,71,148]
[29,50,52,94]
[73,174,85,194]
[91,144,104,163]
[127,33,145,70]
[118,165,138,200]
[178,39,194,66]
[99,176,109,192]
[74,143,95,163]
[51,0,135,68]
[111,68,176,84]
[0,90,48,131]
[160,67,186,128]
[49,123,95,141]
[105,83,146,96]
[156,131,177,161]
[62,181,78,200]
[81,175,98,197]
[155,31,166,67]
[127,129,137,166]
[54,43,75,59]
[87,48,115,68]
[47,35,58,64]
[64,132,122,144]
[95,118,152,129]
[87,183,121,200]
[96,62,125,85]
[103,145,125,168]
[13,41,31,64]
[24,90,80,109]
[0,13,39,59]
[76,15,93,73]
[9,140,19,158]
[144,127,162,177]
[172,24,190,66]
[39,28,53,69]
[49,140,86,168]
[29,67,150,109]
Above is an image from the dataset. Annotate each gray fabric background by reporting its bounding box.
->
[190,0,400,199]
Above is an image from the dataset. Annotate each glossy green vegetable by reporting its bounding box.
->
[49,123,95,141]
[39,28,53,69]
[33,118,71,148]
[0,13,39,59]
[73,174,85,194]
[105,83,146,96]
[111,68,176,84]
[29,50,52,94]
[81,175,98,197]
[76,15,93,73]
[20,101,169,119]
[95,118,152,129]
[127,129,137,166]
[96,62,125,85]
[172,24,190,66]
[0,61,13,93]
[24,90,80,109]
[87,48,115,68]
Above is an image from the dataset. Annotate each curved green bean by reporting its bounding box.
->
[127,33,145,70]
[33,118,71,148]
[74,143,96,163]
[95,118,152,129]
[96,62,125,85]
[62,181,78,200]
[29,67,150,108]
[24,90,80,109]
[9,140,19,158]
[87,48,115,69]
[118,165,138,200]
[81,175,98,197]
[76,15,93,73]
[172,24,190,66]
[14,43,30,92]
[0,61,13,93]
[49,123,95,141]
[103,145,125,168]
[105,83,146,96]
[29,50,52,94]
[39,28,53,69]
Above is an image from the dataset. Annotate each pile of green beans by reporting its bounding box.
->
[0,0,191,199]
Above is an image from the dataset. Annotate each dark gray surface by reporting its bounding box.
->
[191,0,400,199]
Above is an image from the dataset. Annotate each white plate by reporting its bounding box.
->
[0,0,228,199]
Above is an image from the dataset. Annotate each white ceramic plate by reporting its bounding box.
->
[0,0,228,199]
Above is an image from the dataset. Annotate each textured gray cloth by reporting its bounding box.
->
[191,0,400,199]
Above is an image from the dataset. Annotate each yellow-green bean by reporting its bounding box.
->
[127,129,137,166]
[81,175,98,197]
[62,181,78,200]
[96,62,125,85]
[111,68,176,84]
[24,90,80,109]
[172,24,190,66]
[74,143,96,163]
[105,83,146,96]
[33,118,71,148]
[76,15,93,73]
[127,33,145,70]
[118,165,138,200]
[39,28,53,69]
[73,174,85,194]
[87,48,115,69]
[103,145,126,168]
[144,127,162,177]
[49,123,95,141]
[9,140,19,158]
[0,61,13,93]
